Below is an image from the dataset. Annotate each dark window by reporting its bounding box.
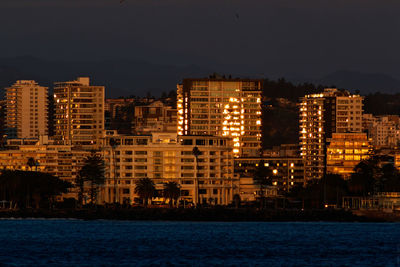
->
[196,139,206,145]
[199,189,207,194]
[123,189,130,194]
[182,139,193,145]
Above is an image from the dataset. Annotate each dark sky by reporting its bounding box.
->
[1,0,399,79]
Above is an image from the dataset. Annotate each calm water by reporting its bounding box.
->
[0,220,398,266]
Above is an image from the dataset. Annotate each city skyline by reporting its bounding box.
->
[1,1,399,266]
[2,73,400,203]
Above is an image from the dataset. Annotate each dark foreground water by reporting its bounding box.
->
[0,220,399,266]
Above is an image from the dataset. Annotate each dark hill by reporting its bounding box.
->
[0,56,215,98]
[318,70,400,94]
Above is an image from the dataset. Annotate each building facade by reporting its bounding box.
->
[177,77,263,157]
[5,80,48,139]
[363,114,400,149]
[299,88,363,180]
[0,137,90,199]
[133,100,177,134]
[235,157,305,193]
[101,132,236,205]
[326,133,371,179]
[105,98,136,133]
[53,77,104,150]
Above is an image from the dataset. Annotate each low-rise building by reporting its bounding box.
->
[237,177,278,202]
[235,157,305,193]
[101,132,236,205]
[343,192,400,212]
[133,100,177,134]
[0,137,90,199]
[363,114,400,149]
[105,98,136,133]
[326,132,371,179]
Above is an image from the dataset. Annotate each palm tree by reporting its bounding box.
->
[134,178,156,206]
[75,173,85,207]
[78,151,105,205]
[109,138,118,203]
[27,157,37,171]
[163,181,180,208]
[192,146,201,206]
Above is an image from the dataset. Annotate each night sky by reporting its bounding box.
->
[1,0,399,79]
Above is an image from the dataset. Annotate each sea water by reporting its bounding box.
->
[0,219,398,266]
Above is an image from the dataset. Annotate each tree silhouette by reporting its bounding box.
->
[0,170,70,209]
[378,164,400,192]
[78,151,105,205]
[75,173,85,207]
[163,181,180,208]
[233,194,241,209]
[348,160,376,196]
[134,178,156,206]
[192,146,201,206]
[27,157,37,171]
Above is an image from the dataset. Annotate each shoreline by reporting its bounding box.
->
[0,208,394,222]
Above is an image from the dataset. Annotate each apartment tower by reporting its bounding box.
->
[5,80,48,139]
[177,77,263,157]
[53,77,104,149]
[299,88,363,180]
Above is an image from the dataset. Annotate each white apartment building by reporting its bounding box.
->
[53,77,104,150]
[101,132,236,205]
[5,80,48,139]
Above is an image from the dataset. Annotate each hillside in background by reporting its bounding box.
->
[0,56,215,98]
[2,56,400,148]
[1,56,400,98]
[317,70,400,94]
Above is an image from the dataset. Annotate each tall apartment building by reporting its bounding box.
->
[101,132,236,205]
[53,77,104,150]
[5,80,48,139]
[363,114,400,149]
[299,88,363,180]
[177,77,263,157]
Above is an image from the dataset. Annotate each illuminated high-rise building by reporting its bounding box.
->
[299,88,363,180]
[177,77,262,157]
[53,77,104,150]
[5,80,48,139]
